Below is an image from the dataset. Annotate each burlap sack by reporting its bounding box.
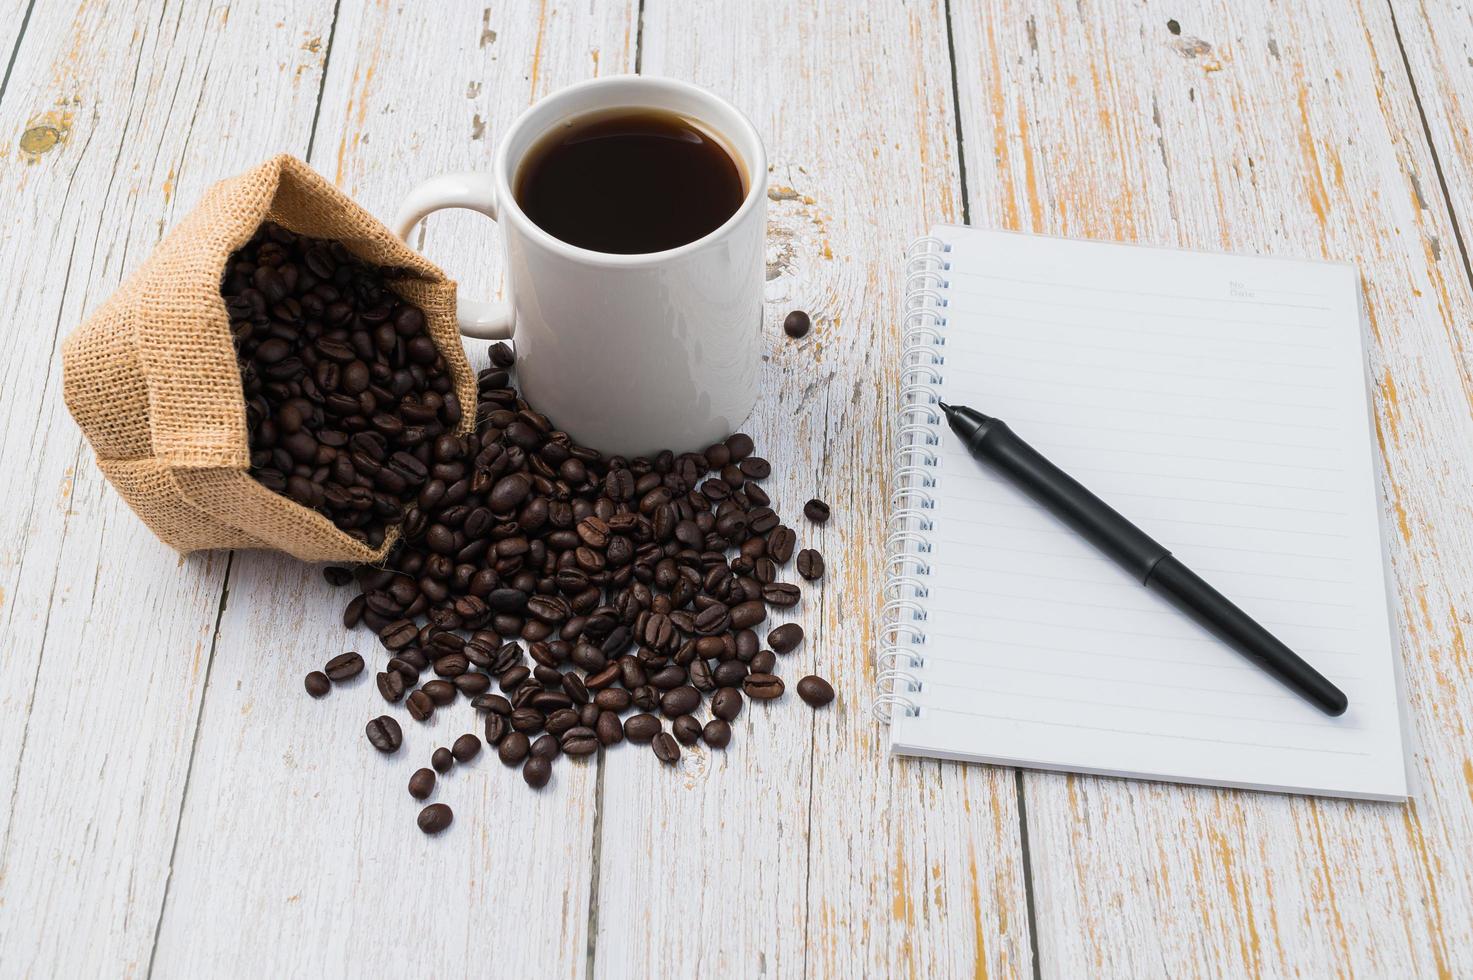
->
[61,153,476,563]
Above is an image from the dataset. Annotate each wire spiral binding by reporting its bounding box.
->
[873,235,949,724]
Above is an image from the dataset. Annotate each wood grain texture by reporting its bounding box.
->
[147,3,636,977]
[592,2,1033,977]
[948,0,1473,975]
[0,1,336,975]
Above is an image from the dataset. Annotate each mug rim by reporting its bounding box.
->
[493,75,767,267]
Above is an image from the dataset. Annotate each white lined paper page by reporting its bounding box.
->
[888,226,1408,800]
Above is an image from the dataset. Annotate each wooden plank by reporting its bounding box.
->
[0,1,336,975]
[948,0,1473,974]
[1391,1,1473,286]
[591,3,1033,977]
[147,4,637,977]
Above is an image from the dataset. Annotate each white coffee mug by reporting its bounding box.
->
[393,75,766,458]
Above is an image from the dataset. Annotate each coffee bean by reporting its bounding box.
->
[452,733,482,761]
[729,600,767,629]
[762,582,801,607]
[432,747,454,773]
[767,623,804,654]
[406,690,434,721]
[376,670,406,702]
[672,715,702,745]
[522,756,552,789]
[417,803,453,834]
[484,712,509,745]
[498,732,531,765]
[304,671,330,698]
[324,652,364,681]
[751,650,777,674]
[365,715,403,753]
[454,672,490,695]
[725,432,754,461]
[743,673,784,700]
[624,713,662,743]
[767,526,796,563]
[783,309,811,338]
[651,732,681,765]
[422,679,457,705]
[433,653,469,677]
[490,341,515,368]
[803,498,830,523]
[561,726,600,756]
[531,733,561,761]
[596,710,624,746]
[659,685,700,718]
[797,675,836,707]
[408,768,435,800]
[796,548,824,581]
[473,693,512,715]
[702,718,732,748]
[710,686,743,721]
[323,566,354,586]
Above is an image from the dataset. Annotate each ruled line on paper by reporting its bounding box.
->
[945,267,1335,312]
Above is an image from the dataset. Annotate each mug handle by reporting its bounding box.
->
[391,172,513,341]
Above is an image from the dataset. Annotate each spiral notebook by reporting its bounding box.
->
[877,226,1409,800]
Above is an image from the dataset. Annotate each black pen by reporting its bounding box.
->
[938,401,1349,716]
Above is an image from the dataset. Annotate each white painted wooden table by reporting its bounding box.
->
[2,1,1471,976]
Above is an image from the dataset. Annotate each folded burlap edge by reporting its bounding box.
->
[63,153,476,564]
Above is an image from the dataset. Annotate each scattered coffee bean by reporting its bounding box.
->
[767,623,804,654]
[802,498,830,524]
[783,309,811,338]
[304,671,331,698]
[417,803,453,834]
[432,747,454,773]
[376,670,405,703]
[672,714,702,745]
[562,726,600,756]
[651,731,681,765]
[702,718,732,748]
[489,341,515,368]
[452,733,481,762]
[796,549,824,581]
[743,673,784,700]
[323,566,354,586]
[710,686,744,721]
[797,675,835,708]
[624,713,662,743]
[523,755,551,788]
[408,768,435,800]
[406,689,434,721]
[498,732,531,766]
[365,715,402,753]
[531,733,561,761]
[324,652,364,682]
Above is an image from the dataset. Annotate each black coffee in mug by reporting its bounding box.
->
[514,108,746,254]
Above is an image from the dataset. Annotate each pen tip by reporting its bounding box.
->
[937,400,951,412]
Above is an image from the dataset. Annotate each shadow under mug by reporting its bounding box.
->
[392,75,767,458]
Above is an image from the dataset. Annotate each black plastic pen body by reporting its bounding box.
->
[939,403,1349,716]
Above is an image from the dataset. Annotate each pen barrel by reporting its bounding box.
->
[1145,557,1349,716]
[967,419,1169,582]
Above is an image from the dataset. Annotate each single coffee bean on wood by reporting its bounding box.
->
[767,623,804,654]
[783,309,811,338]
[432,747,454,773]
[489,342,515,368]
[651,731,681,765]
[672,714,701,745]
[406,689,434,722]
[376,670,405,703]
[365,715,402,753]
[624,713,662,743]
[417,803,453,835]
[743,673,784,700]
[803,498,830,523]
[498,732,531,766]
[531,733,561,761]
[522,755,552,789]
[796,548,825,581]
[702,718,732,748]
[561,726,599,756]
[408,768,436,800]
[324,652,364,682]
[711,686,743,721]
[797,675,836,707]
[304,671,330,698]
[452,733,481,762]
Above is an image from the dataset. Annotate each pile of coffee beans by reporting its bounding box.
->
[224,222,462,549]
[310,340,837,832]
